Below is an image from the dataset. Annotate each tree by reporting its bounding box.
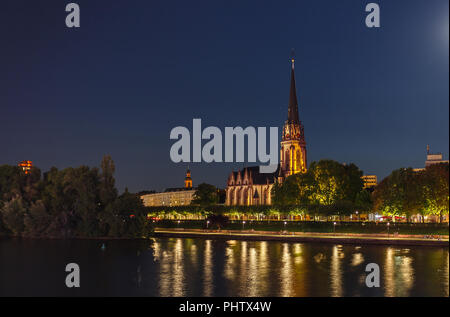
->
[421,163,449,222]
[373,168,423,221]
[23,200,51,237]
[0,196,26,236]
[99,155,117,206]
[0,165,23,204]
[272,160,364,217]
[103,190,152,238]
[191,183,219,206]
[0,156,156,238]
[355,190,373,213]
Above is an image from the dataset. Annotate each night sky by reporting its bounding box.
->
[1,0,448,193]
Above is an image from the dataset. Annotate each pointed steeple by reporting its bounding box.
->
[287,55,300,124]
[184,167,192,189]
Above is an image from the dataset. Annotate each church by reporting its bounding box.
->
[225,57,307,206]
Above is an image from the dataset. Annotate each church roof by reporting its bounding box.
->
[231,165,280,185]
[287,58,300,124]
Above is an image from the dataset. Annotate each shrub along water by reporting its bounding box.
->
[0,156,153,239]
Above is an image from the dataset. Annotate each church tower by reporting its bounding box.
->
[184,168,192,189]
[279,56,307,179]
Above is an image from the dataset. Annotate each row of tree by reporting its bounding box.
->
[373,164,449,222]
[0,156,152,238]
[270,160,372,216]
[151,160,448,222]
[269,160,448,222]
[1,157,448,238]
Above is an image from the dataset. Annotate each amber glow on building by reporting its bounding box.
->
[279,56,307,178]
[184,169,192,189]
[225,56,307,206]
[141,168,196,206]
[361,175,377,189]
[18,160,33,174]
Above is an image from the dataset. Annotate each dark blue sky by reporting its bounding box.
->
[1,0,448,192]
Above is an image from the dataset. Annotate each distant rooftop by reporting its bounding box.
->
[164,187,197,193]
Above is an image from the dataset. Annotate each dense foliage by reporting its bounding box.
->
[373,163,449,222]
[191,183,219,206]
[0,156,153,238]
[1,157,448,239]
[271,160,368,217]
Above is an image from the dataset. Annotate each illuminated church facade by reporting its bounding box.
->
[225,57,307,206]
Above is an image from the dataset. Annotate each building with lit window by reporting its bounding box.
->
[361,175,377,189]
[18,160,33,174]
[414,145,449,172]
[140,169,196,206]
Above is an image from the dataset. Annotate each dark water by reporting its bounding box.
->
[0,237,448,297]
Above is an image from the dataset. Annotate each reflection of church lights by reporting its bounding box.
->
[248,247,258,296]
[203,240,213,296]
[190,244,197,266]
[280,243,293,296]
[351,253,364,266]
[445,252,449,297]
[173,239,185,296]
[330,245,343,297]
[224,241,236,281]
[238,241,248,295]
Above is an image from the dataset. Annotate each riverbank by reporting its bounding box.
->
[154,228,450,247]
[155,219,450,235]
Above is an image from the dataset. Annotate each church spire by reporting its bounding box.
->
[184,167,192,189]
[287,54,300,124]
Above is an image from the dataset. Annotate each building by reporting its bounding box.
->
[184,168,192,189]
[425,145,448,166]
[361,175,377,189]
[414,145,449,172]
[18,160,33,174]
[225,56,307,206]
[141,169,196,206]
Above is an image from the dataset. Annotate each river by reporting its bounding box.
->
[0,237,448,296]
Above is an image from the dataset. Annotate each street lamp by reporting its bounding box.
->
[356,211,359,222]
[206,220,209,229]
[284,221,287,231]
[243,221,246,230]
[333,222,336,235]
[387,222,390,238]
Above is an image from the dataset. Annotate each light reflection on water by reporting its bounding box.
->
[330,245,343,297]
[150,238,448,297]
[203,240,213,296]
[0,237,448,296]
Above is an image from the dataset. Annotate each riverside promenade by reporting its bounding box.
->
[154,228,449,247]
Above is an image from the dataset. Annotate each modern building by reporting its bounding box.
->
[18,160,33,174]
[225,56,307,206]
[141,169,196,207]
[414,145,449,172]
[361,175,377,189]
[425,145,448,166]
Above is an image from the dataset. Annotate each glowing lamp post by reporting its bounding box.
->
[206,220,210,229]
[387,222,390,238]
[242,221,246,230]
[333,222,336,235]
